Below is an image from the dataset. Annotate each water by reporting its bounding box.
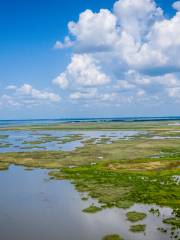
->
[0,166,176,240]
[0,130,139,153]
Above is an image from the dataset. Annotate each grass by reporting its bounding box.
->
[82,205,102,213]
[163,217,180,227]
[126,211,147,222]
[129,224,146,232]
[20,146,46,150]
[0,162,9,170]
[116,200,133,209]
[102,234,124,240]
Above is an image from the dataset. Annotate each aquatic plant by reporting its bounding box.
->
[163,217,180,227]
[82,205,101,213]
[102,234,124,240]
[129,224,146,232]
[126,211,147,222]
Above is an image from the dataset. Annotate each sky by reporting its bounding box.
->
[0,0,180,119]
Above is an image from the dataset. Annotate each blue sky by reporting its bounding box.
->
[0,0,180,119]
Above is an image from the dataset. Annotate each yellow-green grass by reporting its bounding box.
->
[102,234,124,240]
[82,205,101,213]
[129,224,146,232]
[163,217,180,227]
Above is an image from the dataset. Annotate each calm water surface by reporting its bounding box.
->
[0,166,175,240]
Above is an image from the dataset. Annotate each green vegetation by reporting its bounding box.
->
[102,234,124,240]
[163,217,180,227]
[126,211,147,222]
[22,140,45,145]
[20,146,46,150]
[129,224,146,232]
[0,162,9,171]
[82,205,101,213]
[116,200,133,209]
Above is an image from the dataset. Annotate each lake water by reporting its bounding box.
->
[0,166,176,240]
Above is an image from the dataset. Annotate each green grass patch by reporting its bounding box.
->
[126,211,147,222]
[129,224,146,232]
[163,217,180,227]
[102,234,124,240]
[82,205,102,213]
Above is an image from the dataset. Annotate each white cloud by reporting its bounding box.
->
[172,1,180,11]
[54,54,110,88]
[68,9,118,52]
[52,0,180,106]
[56,0,180,72]
[53,73,69,89]
[114,0,163,42]
[167,87,180,98]
[70,88,117,103]
[3,84,61,108]
[115,80,135,90]
[70,88,97,100]
[137,89,146,97]
[0,94,21,107]
[54,36,73,49]
[17,84,61,102]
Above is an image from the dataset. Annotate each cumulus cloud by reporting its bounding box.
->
[53,54,110,88]
[68,9,118,52]
[52,0,180,106]
[3,84,61,107]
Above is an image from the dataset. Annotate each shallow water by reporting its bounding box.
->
[0,166,177,240]
[0,130,139,153]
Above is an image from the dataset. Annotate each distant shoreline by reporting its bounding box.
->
[0,116,180,128]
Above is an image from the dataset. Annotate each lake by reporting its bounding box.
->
[0,166,174,240]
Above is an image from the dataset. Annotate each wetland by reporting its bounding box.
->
[0,120,180,240]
